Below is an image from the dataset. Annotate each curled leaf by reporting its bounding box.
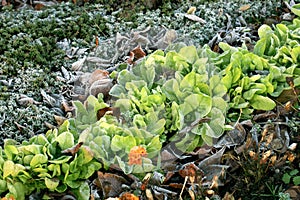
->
[184,14,206,24]
[61,142,83,156]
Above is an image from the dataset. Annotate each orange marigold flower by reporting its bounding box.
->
[128,146,147,165]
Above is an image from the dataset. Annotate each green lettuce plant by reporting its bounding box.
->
[110,45,228,151]
[70,95,163,174]
[251,6,300,96]
[0,120,101,200]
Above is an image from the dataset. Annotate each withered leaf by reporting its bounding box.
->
[187,6,196,14]
[94,172,129,198]
[54,115,67,126]
[71,56,86,71]
[179,163,200,178]
[97,107,120,120]
[44,121,56,130]
[252,111,277,121]
[126,51,135,65]
[199,146,226,172]
[239,4,251,11]
[285,186,300,199]
[89,69,110,85]
[61,142,83,156]
[131,45,146,60]
[184,14,206,23]
[61,101,74,112]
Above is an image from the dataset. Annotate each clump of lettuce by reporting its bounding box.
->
[110,45,228,152]
[0,120,101,200]
[71,95,163,174]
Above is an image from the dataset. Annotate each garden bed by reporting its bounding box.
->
[0,0,299,199]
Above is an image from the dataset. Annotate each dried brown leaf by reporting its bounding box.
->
[54,115,67,126]
[61,142,83,156]
[95,172,129,198]
[179,163,200,180]
[253,111,277,121]
[61,101,74,112]
[44,121,56,129]
[97,107,120,120]
[126,51,135,65]
[89,69,110,84]
[285,186,300,199]
[131,45,146,60]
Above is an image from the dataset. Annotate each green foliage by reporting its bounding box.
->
[72,95,162,174]
[110,45,227,151]
[0,120,101,199]
[252,14,300,96]
[282,169,300,186]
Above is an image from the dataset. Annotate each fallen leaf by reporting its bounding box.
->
[239,4,251,11]
[89,78,113,98]
[71,56,87,71]
[54,115,67,126]
[126,51,135,65]
[89,69,110,85]
[285,186,300,199]
[44,121,56,129]
[252,111,277,121]
[184,14,206,23]
[61,101,74,112]
[95,172,129,198]
[179,163,202,183]
[199,146,226,168]
[61,142,83,156]
[131,45,146,60]
[97,107,120,120]
[187,6,196,14]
